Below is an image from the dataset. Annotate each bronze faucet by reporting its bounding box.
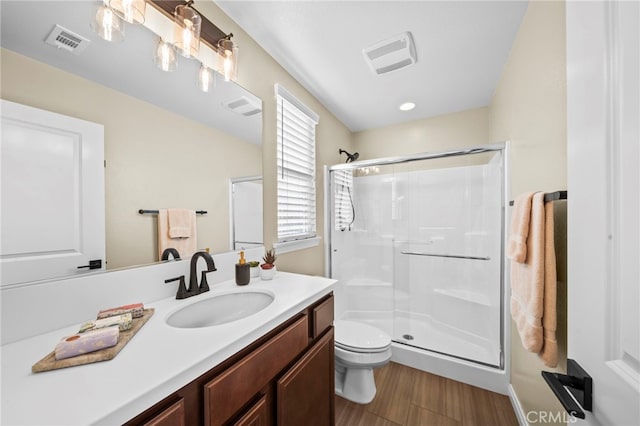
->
[165,251,216,299]
[188,251,216,295]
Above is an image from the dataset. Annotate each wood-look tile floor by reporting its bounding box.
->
[335,362,519,426]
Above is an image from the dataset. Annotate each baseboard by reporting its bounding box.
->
[508,384,529,426]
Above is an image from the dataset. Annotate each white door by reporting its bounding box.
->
[231,177,263,250]
[1,100,105,286]
[566,1,639,425]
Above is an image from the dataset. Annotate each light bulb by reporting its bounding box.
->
[154,39,176,72]
[198,65,214,92]
[223,50,233,82]
[91,3,124,42]
[174,4,201,58]
[218,37,237,82]
[181,20,193,57]
[109,0,145,24]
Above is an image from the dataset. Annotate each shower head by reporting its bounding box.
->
[339,149,360,163]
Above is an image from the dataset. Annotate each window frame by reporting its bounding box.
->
[274,84,320,252]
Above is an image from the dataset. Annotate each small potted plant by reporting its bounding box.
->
[260,248,277,280]
[248,260,260,278]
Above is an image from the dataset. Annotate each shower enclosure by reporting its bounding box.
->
[326,144,509,390]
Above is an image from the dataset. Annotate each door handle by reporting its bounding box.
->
[77,259,102,270]
[542,359,592,419]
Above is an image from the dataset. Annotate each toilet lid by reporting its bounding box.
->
[334,320,391,352]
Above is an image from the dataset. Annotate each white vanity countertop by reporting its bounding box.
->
[1,272,336,425]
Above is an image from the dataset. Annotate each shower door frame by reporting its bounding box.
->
[324,142,510,370]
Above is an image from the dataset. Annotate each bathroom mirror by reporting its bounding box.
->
[0,1,262,282]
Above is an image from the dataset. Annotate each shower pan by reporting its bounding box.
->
[326,143,510,393]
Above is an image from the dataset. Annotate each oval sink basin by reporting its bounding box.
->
[166,291,274,328]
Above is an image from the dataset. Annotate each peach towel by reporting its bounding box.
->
[168,208,194,238]
[509,192,558,367]
[158,209,197,260]
[507,192,535,263]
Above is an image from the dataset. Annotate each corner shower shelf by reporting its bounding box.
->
[433,288,491,307]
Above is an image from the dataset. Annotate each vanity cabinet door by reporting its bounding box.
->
[233,395,269,426]
[142,399,185,426]
[276,329,334,426]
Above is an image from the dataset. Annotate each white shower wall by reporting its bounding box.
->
[332,156,503,367]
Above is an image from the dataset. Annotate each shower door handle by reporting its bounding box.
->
[400,251,490,261]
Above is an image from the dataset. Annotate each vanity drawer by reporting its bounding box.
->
[204,314,309,426]
[142,399,185,426]
[310,294,334,339]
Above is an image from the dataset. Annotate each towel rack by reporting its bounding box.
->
[138,209,208,215]
[509,190,567,206]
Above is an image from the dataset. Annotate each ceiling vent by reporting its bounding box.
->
[45,25,90,55]
[363,32,417,75]
[223,96,262,117]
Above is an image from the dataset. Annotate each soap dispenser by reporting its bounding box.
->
[235,251,250,286]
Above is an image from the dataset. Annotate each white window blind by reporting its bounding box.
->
[276,84,319,242]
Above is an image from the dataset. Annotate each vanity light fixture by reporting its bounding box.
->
[91,0,125,43]
[198,64,215,92]
[91,1,240,85]
[109,0,146,24]
[218,34,238,82]
[173,2,202,58]
[399,102,415,111]
[154,38,177,72]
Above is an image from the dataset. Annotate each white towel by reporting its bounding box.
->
[157,209,197,260]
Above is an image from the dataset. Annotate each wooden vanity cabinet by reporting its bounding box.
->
[125,293,334,426]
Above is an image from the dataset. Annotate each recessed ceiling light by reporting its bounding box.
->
[399,102,415,111]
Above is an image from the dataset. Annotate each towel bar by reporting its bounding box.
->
[138,209,207,215]
[508,190,567,206]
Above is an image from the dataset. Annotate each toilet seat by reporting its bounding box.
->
[334,320,391,353]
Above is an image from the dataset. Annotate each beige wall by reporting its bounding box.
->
[490,0,567,422]
[353,107,490,160]
[195,1,354,275]
[1,49,262,270]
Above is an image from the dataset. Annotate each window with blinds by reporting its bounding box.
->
[275,84,319,242]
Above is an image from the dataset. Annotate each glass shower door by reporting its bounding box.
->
[392,151,504,367]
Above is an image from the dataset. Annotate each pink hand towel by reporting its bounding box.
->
[157,209,197,260]
[507,192,535,263]
[509,192,558,367]
[167,208,195,238]
[539,200,558,367]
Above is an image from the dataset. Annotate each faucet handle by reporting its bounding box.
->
[199,271,210,294]
[165,275,188,299]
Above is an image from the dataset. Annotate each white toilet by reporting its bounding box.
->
[334,319,392,404]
